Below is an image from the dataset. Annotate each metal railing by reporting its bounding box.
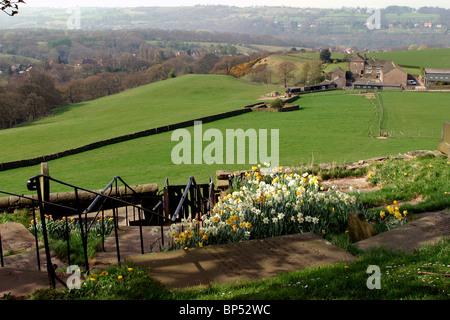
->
[165,175,216,223]
[24,173,171,288]
[1,173,218,290]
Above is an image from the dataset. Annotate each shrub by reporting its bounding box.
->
[270,98,284,109]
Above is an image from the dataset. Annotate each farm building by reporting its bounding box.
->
[352,80,402,90]
[327,67,347,88]
[424,68,450,86]
[285,81,337,94]
[349,54,408,87]
[380,61,408,87]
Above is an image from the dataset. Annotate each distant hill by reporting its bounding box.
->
[1,5,449,49]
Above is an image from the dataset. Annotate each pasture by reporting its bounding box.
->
[0,79,447,195]
[0,75,280,163]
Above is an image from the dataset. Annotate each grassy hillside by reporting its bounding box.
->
[0,74,281,163]
[290,48,450,69]
[365,48,450,69]
[0,90,447,195]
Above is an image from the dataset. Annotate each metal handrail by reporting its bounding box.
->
[26,174,174,282]
[170,176,213,222]
[27,174,167,222]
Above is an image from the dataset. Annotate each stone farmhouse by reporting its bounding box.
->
[349,53,408,88]
[326,67,347,88]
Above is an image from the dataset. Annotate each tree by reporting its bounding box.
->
[276,61,296,88]
[248,64,271,84]
[1,0,25,16]
[299,61,323,85]
[319,48,332,63]
[193,53,220,74]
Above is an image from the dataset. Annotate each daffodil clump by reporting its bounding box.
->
[378,200,409,231]
[156,164,366,250]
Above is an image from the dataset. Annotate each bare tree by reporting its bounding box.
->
[277,61,296,88]
[1,0,25,16]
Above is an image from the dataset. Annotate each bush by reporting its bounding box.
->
[270,98,284,109]
[30,264,171,300]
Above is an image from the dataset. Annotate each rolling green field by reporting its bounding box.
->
[291,48,450,69]
[0,75,280,163]
[0,79,447,195]
[365,48,450,69]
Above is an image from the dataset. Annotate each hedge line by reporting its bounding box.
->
[0,108,252,172]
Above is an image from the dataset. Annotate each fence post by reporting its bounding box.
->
[36,183,56,289]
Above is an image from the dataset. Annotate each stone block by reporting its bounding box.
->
[217,180,230,190]
[347,212,376,242]
[216,170,232,180]
[0,222,37,253]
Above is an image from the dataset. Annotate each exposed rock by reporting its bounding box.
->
[347,212,376,242]
[0,222,37,253]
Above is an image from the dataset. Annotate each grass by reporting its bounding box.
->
[379,91,449,139]
[3,152,449,301]
[171,238,450,300]
[365,48,450,69]
[288,48,450,70]
[27,236,450,301]
[0,89,447,195]
[362,154,450,214]
[0,74,281,163]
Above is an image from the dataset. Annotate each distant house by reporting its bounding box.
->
[349,53,408,87]
[424,68,450,86]
[380,61,408,87]
[349,53,366,76]
[327,67,347,88]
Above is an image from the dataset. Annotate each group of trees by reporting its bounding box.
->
[0,69,64,129]
[0,31,272,129]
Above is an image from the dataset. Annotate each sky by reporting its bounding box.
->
[23,0,450,9]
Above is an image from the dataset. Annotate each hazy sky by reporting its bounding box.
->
[23,0,450,9]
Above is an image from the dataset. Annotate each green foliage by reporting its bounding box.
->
[28,214,114,267]
[30,264,171,300]
[362,153,450,213]
[269,98,284,109]
[319,48,331,63]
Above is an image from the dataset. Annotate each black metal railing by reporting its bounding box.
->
[24,174,172,288]
[164,175,216,223]
[1,173,218,290]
